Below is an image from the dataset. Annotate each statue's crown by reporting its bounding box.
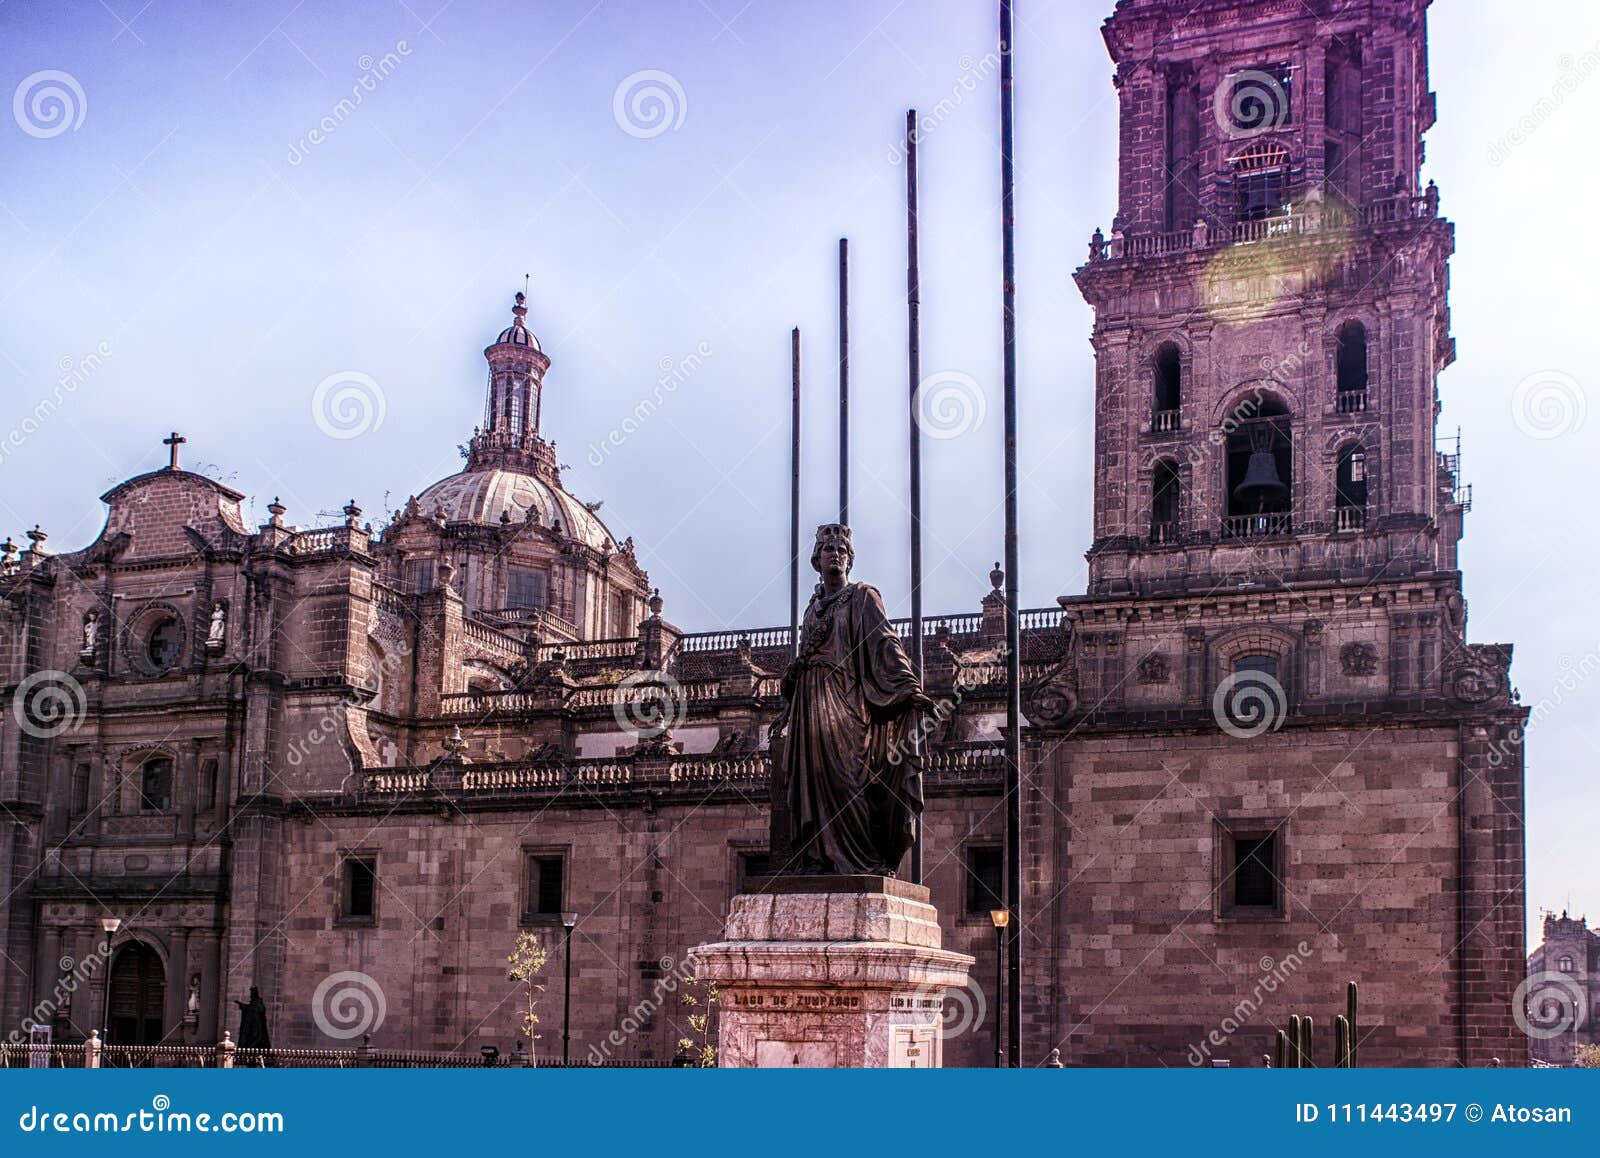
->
[814,523,852,548]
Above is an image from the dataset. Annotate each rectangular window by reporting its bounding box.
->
[340,856,377,922]
[524,853,566,921]
[139,758,172,813]
[199,759,218,811]
[70,765,91,817]
[737,850,775,894]
[1218,821,1285,918]
[612,591,633,634]
[403,559,435,594]
[507,566,547,610]
[963,845,1005,917]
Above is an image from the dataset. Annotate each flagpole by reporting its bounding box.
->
[906,109,925,887]
[999,0,1023,1069]
[791,326,802,661]
[839,238,850,527]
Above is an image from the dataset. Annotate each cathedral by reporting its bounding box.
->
[0,0,1529,1066]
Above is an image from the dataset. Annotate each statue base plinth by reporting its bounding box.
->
[691,879,973,1068]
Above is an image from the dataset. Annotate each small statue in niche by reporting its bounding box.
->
[81,611,100,656]
[185,974,201,1026]
[206,602,226,649]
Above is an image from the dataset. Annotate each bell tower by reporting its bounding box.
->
[469,290,558,478]
[1075,0,1463,598]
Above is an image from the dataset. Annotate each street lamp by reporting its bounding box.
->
[98,917,121,1047]
[989,909,1010,1069]
[560,912,577,1065]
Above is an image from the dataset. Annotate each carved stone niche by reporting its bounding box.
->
[1136,653,1170,684]
[1340,641,1380,677]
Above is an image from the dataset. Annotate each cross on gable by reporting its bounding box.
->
[163,431,186,471]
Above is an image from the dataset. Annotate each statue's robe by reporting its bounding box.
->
[777,581,925,875]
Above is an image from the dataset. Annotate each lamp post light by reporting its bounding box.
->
[560,912,577,1065]
[98,917,122,1047]
[989,909,1010,1069]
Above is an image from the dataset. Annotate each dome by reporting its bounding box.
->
[492,291,541,351]
[414,467,615,550]
[495,320,541,350]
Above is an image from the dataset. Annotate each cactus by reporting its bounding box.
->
[1346,981,1359,1068]
[1274,1028,1288,1069]
[1299,1015,1314,1068]
[1288,1015,1300,1067]
[1334,1015,1350,1068]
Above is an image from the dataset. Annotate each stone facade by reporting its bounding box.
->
[0,0,1527,1067]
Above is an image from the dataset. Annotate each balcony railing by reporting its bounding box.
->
[1221,512,1293,539]
[1085,190,1439,264]
[1335,390,1369,414]
[1335,506,1367,532]
[1150,521,1179,545]
[1151,409,1180,433]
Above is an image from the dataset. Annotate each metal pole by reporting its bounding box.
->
[994,923,1005,1068]
[906,108,925,887]
[101,954,114,1047]
[999,0,1022,1069]
[838,237,849,527]
[562,922,573,1064]
[791,327,802,661]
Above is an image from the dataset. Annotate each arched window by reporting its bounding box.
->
[1336,322,1368,412]
[146,616,182,672]
[1559,955,1574,973]
[1224,393,1293,537]
[1153,344,1182,431]
[1151,460,1181,543]
[1335,444,1369,531]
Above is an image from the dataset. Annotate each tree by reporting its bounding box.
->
[1574,1044,1600,1068]
[677,975,718,1068]
[506,932,549,1063]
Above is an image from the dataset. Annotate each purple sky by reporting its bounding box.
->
[2,0,1595,941]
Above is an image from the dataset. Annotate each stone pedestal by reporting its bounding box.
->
[691,876,974,1068]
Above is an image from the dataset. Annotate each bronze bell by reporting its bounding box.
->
[1233,440,1288,510]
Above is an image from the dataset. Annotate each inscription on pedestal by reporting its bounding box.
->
[756,1041,839,1068]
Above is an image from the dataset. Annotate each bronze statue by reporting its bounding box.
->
[234,985,270,1050]
[771,525,934,876]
